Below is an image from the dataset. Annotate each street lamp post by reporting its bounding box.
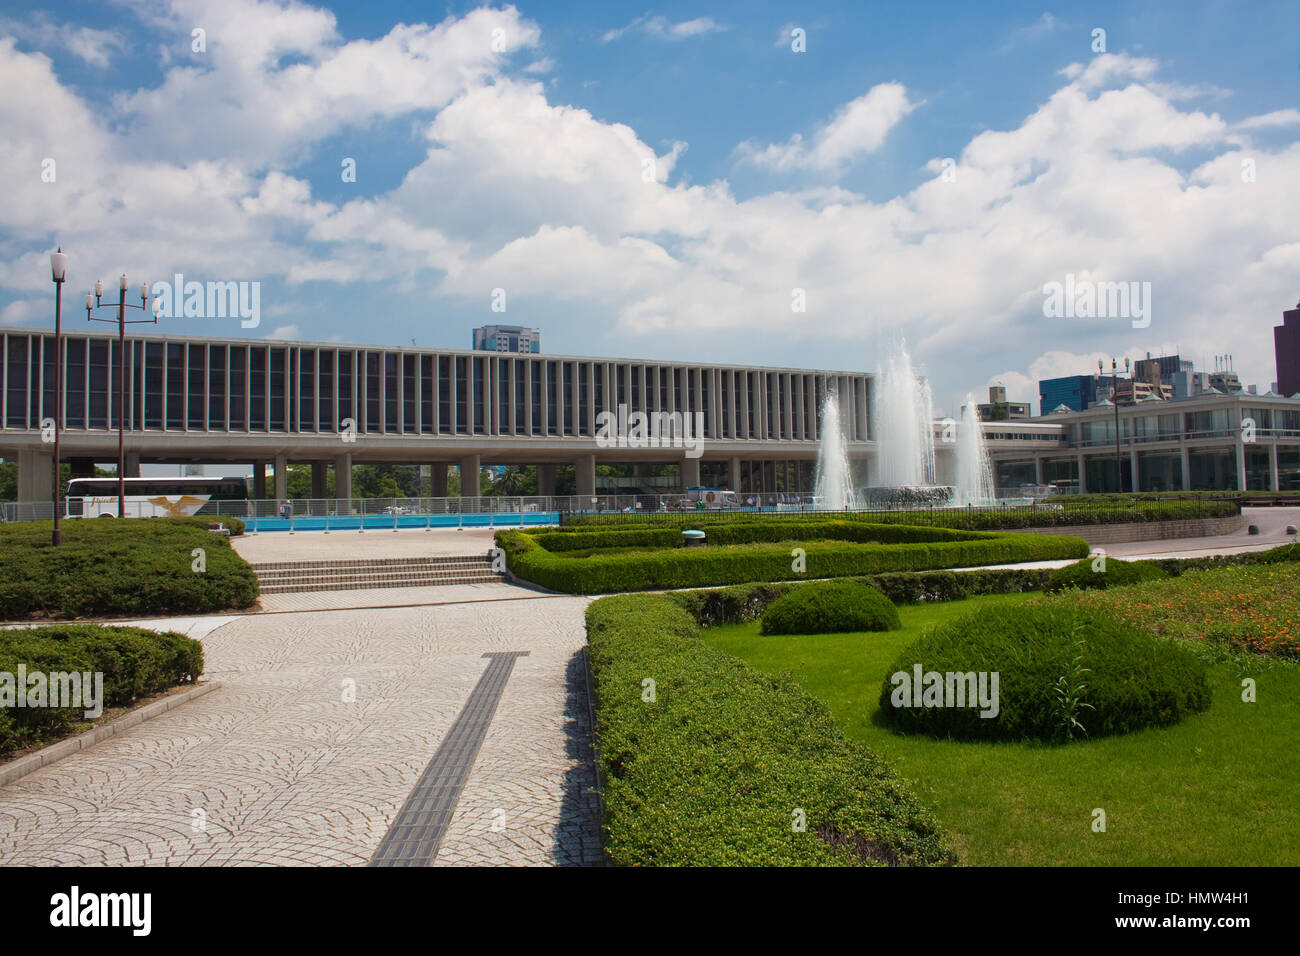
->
[86,275,159,518]
[1100,357,1131,493]
[50,249,68,545]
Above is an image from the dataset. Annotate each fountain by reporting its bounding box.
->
[953,394,995,506]
[813,389,857,510]
[808,341,1001,511]
[867,341,945,506]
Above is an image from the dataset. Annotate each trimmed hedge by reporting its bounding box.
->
[668,569,1054,627]
[498,523,1088,594]
[1045,557,1169,593]
[587,594,955,865]
[562,498,1239,531]
[0,623,204,756]
[879,604,1212,743]
[761,581,901,635]
[0,519,259,619]
[1150,540,1300,576]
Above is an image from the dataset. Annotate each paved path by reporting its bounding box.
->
[232,527,500,563]
[0,595,600,867]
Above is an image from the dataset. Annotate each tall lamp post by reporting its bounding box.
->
[50,249,68,545]
[1100,357,1130,493]
[86,275,159,518]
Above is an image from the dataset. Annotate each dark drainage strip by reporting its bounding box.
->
[370,650,530,867]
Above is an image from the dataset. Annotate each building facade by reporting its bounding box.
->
[472,325,540,354]
[1038,374,1101,416]
[1274,304,1300,396]
[0,326,872,503]
[987,392,1300,493]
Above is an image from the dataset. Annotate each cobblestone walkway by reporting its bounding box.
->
[0,597,601,866]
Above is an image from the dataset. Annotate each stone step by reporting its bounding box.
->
[250,553,505,594]
[258,572,504,594]
[250,555,494,572]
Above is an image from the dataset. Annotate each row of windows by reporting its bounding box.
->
[0,332,868,442]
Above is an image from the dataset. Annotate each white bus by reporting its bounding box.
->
[65,476,249,518]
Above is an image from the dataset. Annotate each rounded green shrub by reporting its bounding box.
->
[879,604,1211,742]
[1045,557,1168,594]
[761,581,900,635]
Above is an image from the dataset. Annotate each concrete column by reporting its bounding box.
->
[311,461,327,499]
[430,464,448,498]
[728,455,742,492]
[252,461,267,500]
[1235,439,1247,492]
[681,456,701,490]
[1180,446,1191,491]
[1129,448,1140,492]
[1270,442,1280,491]
[16,449,52,503]
[1076,453,1087,493]
[575,454,596,498]
[124,451,141,478]
[334,454,352,502]
[274,453,288,502]
[537,463,557,497]
[459,454,481,498]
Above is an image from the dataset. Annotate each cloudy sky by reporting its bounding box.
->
[2,0,1298,416]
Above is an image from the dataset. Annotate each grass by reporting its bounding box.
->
[702,592,1300,865]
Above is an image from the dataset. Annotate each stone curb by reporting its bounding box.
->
[0,680,220,788]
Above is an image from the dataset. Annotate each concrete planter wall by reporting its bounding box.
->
[1022,515,1245,545]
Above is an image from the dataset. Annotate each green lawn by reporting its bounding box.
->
[702,592,1300,866]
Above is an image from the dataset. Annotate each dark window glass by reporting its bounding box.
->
[473,357,485,433]
[166,343,184,429]
[65,338,86,428]
[249,347,266,429]
[337,351,352,428]
[530,361,542,435]
[39,336,55,427]
[455,356,468,434]
[317,350,334,431]
[363,352,380,432]
[269,348,285,430]
[514,361,525,432]
[577,363,588,435]
[299,350,315,431]
[229,346,246,429]
[402,354,415,434]
[617,364,626,407]
[383,352,398,434]
[187,345,205,429]
[89,339,108,428]
[498,360,509,432]
[144,341,164,429]
[438,356,450,433]
[547,361,558,435]
[420,355,433,434]
[6,335,28,428]
[208,346,226,430]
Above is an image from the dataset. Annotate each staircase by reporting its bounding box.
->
[251,555,505,594]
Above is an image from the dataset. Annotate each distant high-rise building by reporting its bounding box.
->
[1038,374,1102,416]
[1276,303,1300,396]
[472,325,540,353]
[977,384,1030,421]
[1133,353,1191,386]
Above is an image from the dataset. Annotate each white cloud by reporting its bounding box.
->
[0,13,126,67]
[2,7,1298,400]
[737,82,916,173]
[602,15,726,43]
[1236,108,1300,130]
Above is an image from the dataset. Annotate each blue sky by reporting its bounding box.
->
[2,0,1298,414]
